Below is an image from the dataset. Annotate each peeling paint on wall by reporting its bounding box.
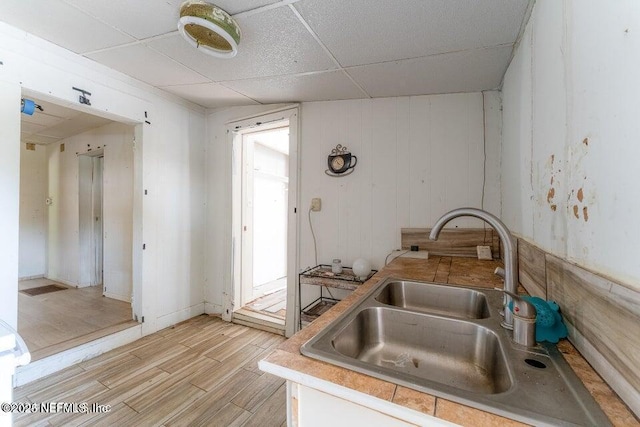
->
[567,138,594,222]
[544,153,562,212]
[547,187,555,203]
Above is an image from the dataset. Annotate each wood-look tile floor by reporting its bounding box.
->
[14,315,287,427]
[18,278,133,359]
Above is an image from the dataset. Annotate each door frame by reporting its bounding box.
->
[17,88,149,329]
[227,107,300,337]
[77,150,105,288]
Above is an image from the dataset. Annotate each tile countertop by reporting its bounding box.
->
[261,256,640,427]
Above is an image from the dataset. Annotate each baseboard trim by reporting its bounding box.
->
[18,274,45,281]
[155,303,205,331]
[103,292,131,303]
[44,277,78,288]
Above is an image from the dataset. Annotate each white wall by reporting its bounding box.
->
[300,93,501,272]
[19,143,47,279]
[204,94,501,311]
[47,123,134,299]
[502,0,640,290]
[103,125,134,301]
[0,22,207,334]
[0,80,21,329]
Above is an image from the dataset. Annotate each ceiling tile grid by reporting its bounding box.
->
[160,82,260,108]
[345,45,515,98]
[147,6,337,82]
[0,0,533,108]
[1,0,135,54]
[86,44,211,87]
[62,0,183,41]
[293,0,529,67]
[222,70,367,104]
[20,98,114,145]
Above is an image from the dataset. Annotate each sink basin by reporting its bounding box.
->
[332,307,511,394]
[302,277,612,426]
[374,280,490,319]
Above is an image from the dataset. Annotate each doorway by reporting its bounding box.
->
[229,108,299,336]
[17,94,136,360]
[78,152,104,289]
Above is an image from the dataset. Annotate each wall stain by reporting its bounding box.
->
[547,188,555,204]
[544,154,562,213]
[566,137,595,221]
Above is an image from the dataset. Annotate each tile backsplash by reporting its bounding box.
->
[517,238,640,416]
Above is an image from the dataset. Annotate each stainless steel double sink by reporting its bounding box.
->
[301,278,612,426]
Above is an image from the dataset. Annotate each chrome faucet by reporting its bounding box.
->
[429,208,519,331]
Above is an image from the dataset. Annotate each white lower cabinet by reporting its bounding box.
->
[288,382,455,427]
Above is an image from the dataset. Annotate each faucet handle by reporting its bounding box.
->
[494,288,537,319]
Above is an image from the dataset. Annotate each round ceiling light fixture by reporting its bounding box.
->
[178,1,241,58]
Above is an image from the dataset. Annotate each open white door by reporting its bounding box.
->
[228,107,299,337]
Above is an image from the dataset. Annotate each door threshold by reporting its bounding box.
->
[232,308,285,336]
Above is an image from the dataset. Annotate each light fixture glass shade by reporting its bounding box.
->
[352,258,372,280]
[178,1,241,58]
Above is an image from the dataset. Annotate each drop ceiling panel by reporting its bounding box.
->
[294,0,529,66]
[63,0,183,41]
[148,7,336,82]
[20,97,116,145]
[26,99,82,120]
[212,0,283,15]
[224,71,365,104]
[347,46,513,98]
[0,0,135,53]
[21,122,48,135]
[38,114,113,138]
[21,133,60,145]
[161,83,259,108]
[21,113,67,128]
[87,44,210,87]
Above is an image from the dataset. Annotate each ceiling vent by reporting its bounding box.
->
[178,1,241,58]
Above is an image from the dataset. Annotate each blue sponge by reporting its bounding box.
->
[509,296,568,343]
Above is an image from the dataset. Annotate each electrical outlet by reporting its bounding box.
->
[477,245,493,260]
[311,198,321,212]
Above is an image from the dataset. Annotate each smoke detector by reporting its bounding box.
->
[178,1,241,58]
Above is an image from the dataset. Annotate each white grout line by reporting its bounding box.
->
[232,0,303,19]
[287,4,371,98]
[81,31,180,56]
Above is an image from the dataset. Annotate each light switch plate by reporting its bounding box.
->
[477,245,493,260]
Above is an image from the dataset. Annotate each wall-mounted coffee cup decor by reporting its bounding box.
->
[325,144,357,177]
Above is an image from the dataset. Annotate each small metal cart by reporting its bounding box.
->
[298,264,377,329]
